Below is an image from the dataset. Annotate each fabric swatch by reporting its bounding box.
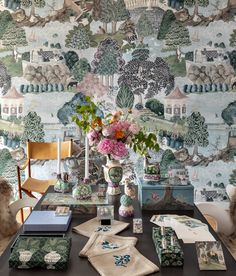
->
[73,217,129,238]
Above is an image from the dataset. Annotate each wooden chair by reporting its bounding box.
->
[0,198,38,255]
[17,139,73,200]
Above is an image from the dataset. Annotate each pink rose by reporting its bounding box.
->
[87,130,100,146]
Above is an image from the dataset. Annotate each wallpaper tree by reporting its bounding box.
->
[0,148,18,199]
[160,149,176,177]
[0,10,13,40]
[118,48,174,100]
[221,101,236,126]
[1,22,27,58]
[72,58,91,82]
[136,13,154,37]
[165,22,191,55]
[0,148,12,175]
[21,0,46,16]
[184,0,209,18]
[0,61,11,94]
[92,38,125,87]
[229,30,236,47]
[95,0,129,34]
[157,10,176,40]
[116,85,134,109]
[184,112,209,155]
[145,99,164,116]
[65,24,93,52]
[76,73,108,99]
[21,111,45,143]
[229,169,236,185]
[63,51,79,70]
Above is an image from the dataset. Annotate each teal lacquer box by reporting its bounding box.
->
[152,226,184,267]
[137,177,194,210]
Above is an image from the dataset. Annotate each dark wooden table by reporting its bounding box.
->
[0,186,236,276]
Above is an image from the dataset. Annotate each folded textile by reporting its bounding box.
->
[9,236,71,270]
[88,245,159,276]
[73,217,129,238]
[79,232,138,257]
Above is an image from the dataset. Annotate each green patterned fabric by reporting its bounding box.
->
[152,227,184,267]
[9,236,71,270]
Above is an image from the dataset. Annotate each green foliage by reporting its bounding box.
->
[21,111,45,143]
[116,85,134,109]
[165,22,191,50]
[1,22,27,49]
[131,132,159,157]
[0,55,23,77]
[72,96,99,133]
[0,61,11,93]
[157,10,176,40]
[229,169,236,186]
[184,0,209,7]
[221,101,236,126]
[0,10,13,39]
[22,51,30,61]
[0,148,12,175]
[164,55,186,77]
[228,50,236,71]
[218,42,226,48]
[92,38,124,76]
[132,48,150,61]
[136,13,154,37]
[21,0,46,8]
[185,51,194,61]
[145,99,164,116]
[230,30,236,47]
[184,112,209,149]
[63,51,79,70]
[160,149,176,177]
[98,0,129,24]
[65,24,93,50]
[72,58,91,82]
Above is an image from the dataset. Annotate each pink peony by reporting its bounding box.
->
[129,123,140,134]
[97,139,115,155]
[111,141,128,159]
[87,130,100,146]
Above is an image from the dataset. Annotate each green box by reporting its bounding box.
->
[152,226,184,267]
[9,236,71,270]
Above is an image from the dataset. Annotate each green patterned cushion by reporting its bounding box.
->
[9,236,71,270]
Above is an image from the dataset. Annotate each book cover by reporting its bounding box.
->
[23,211,72,232]
[195,241,226,270]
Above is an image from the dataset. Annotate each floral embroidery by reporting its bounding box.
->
[102,240,119,249]
[95,226,111,232]
[113,255,131,267]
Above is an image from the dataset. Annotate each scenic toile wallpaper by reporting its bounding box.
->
[0,0,236,202]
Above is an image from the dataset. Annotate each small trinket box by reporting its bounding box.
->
[133,218,143,234]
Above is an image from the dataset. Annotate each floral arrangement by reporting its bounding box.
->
[73,95,159,160]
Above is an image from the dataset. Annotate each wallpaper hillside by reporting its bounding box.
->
[0,0,236,202]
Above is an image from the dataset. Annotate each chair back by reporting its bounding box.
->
[9,198,38,219]
[27,140,72,160]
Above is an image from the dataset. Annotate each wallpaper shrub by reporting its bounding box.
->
[0,0,236,202]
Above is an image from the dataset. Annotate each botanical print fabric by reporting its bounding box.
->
[0,0,236,202]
